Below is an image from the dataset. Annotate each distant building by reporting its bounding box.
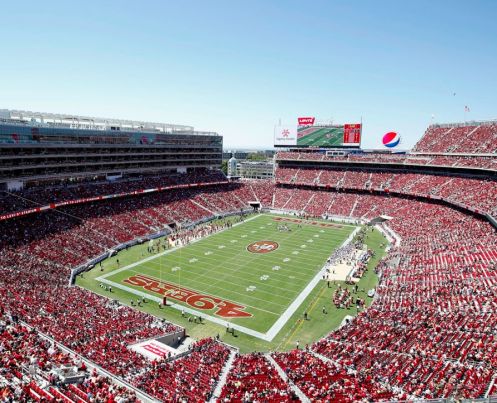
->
[223,150,274,160]
[236,160,274,180]
[223,151,249,160]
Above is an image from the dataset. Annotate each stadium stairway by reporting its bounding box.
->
[16,319,158,402]
[485,375,497,398]
[231,191,248,207]
[209,349,237,402]
[310,349,345,369]
[176,336,196,354]
[190,199,216,215]
[247,182,259,201]
[349,198,359,217]
[302,193,316,212]
[265,353,310,403]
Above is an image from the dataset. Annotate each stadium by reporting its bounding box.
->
[2,2,497,402]
[1,106,497,402]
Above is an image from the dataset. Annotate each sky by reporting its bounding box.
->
[0,0,496,149]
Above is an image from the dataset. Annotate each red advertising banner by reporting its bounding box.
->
[298,117,315,126]
[343,123,362,144]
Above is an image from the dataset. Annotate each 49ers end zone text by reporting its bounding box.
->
[123,274,252,318]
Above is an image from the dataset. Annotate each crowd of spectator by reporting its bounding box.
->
[268,190,497,399]
[2,165,497,401]
[0,170,228,215]
[276,147,497,170]
[0,310,139,402]
[272,349,398,401]
[134,338,231,402]
[219,353,296,402]
[274,166,497,216]
[413,123,497,154]
[0,181,260,401]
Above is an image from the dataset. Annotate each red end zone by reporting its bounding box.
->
[273,216,342,228]
[123,274,252,318]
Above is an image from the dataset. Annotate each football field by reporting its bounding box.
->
[96,214,356,341]
[297,127,344,147]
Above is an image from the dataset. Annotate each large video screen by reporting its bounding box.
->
[275,123,361,147]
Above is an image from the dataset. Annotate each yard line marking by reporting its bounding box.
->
[180,215,309,289]
[264,225,361,341]
[128,229,348,294]
[146,249,331,270]
[143,248,324,268]
[143,258,311,287]
[201,217,318,298]
[143,261,307,294]
[97,213,263,281]
[96,213,360,341]
[125,230,346,294]
[99,271,282,316]
[123,265,292,309]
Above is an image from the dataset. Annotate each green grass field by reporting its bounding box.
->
[77,213,387,353]
[297,127,344,147]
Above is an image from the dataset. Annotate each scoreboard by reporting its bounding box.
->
[274,118,362,148]
[343,123,362,145]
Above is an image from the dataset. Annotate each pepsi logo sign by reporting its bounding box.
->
[382,131,401,148]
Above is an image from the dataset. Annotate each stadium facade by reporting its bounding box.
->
[0,109,222,189]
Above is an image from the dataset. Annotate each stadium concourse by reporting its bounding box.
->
[1,123,497,402]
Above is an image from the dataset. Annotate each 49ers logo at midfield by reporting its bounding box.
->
[247,240,279,254]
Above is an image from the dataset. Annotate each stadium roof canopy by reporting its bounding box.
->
[0,108,194,133]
